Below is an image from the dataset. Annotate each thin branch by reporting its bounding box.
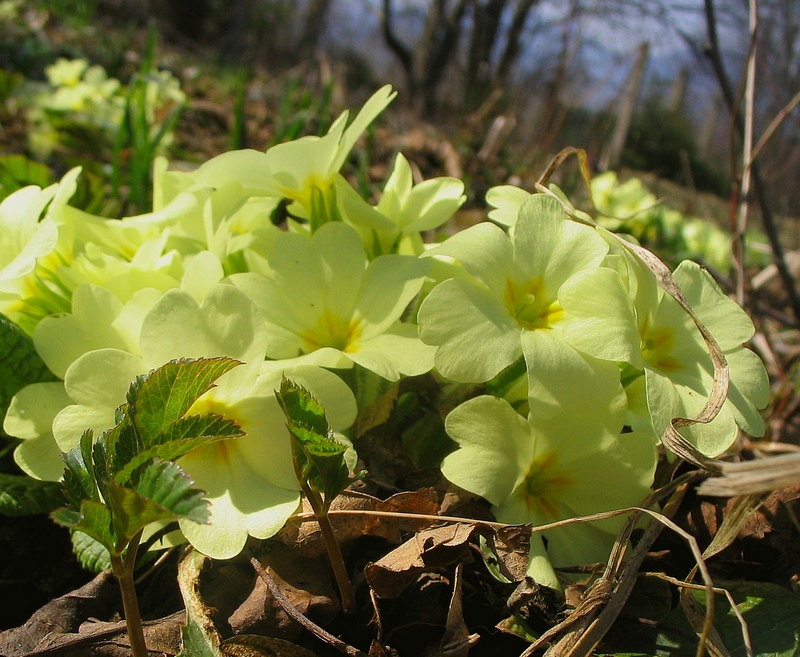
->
[703,0,800,325]
[732,0,758,307]
[381,0,414,83]
[747,88,800,168]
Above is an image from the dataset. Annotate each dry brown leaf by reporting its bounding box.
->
[0,571,119,656]
[365,524,477,599]
[279,488,441,556]
[233,542,339,640]
[493,525,532,582]
[220,634,317,656]
[440,564,480,657]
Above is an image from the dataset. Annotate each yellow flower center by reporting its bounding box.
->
[641,322,682,372]
[503,277,565,330]
[300,309,363,353]
[184,396,239,460]
[519,452,573,519]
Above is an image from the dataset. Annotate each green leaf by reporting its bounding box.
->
[127,357,241,445]
[71,530,112,573]
[113,414,243,486]
[96,457,209,552]
[0,472,63,517]
[607,580,800,657]
[106,413,142,475]
[103,483,178,551]
[127,458,209,524]
[0,312,57,422]
[52,499,117,554]
[276,376,351,509]
[60,431,99,508]
[0,155,52,201]
[276,376,332,439]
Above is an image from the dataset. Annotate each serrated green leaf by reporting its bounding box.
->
[0,473,63,516]
[277,377,352,509]
[276,376,331,438]
[127,358,241,445]
[91,432,115,491]
[0,312,58,422]
[53,498,117,553]
[105,409,140,472]
[51,507,82,528]
[156,413,244,446]
[129,459,209,523]
[61,434,99,508]
[96,456,211,549]
[72,530,112,573]
[113,414,243,486]
[103,482,179,551]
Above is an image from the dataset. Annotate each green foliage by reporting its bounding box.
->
[0,312,57,423]
[31,0,102,25]
[276,376,354,511]
[0,1,62,77]
[611,581,800,656]
[271,77,334,147]
[71,529,112,572]
[0,472,63,516]
[0,155,53,201]
[52,357,244,557]
[0,67,23,105]
[112,28,186,213]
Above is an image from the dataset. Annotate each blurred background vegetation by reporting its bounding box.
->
[1,0,798,247]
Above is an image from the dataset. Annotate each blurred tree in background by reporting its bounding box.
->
[13,0,800,221]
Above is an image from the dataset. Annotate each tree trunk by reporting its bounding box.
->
[298,0,334,61]
[464,0,506,110]
[495,0,539,84]
[599,41,649,171]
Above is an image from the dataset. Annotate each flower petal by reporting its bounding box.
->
[419,277,521,382]
[5,382,72,481]
[442,395,533,507]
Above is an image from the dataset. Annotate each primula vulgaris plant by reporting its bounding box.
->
[1,84,770,608]
[52,356,245,657]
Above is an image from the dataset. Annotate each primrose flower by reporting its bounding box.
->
[336,152,466,256]
[229,221,434,381]
[186,86,396,228]
[626,258,769,456]
[5,382,73,481]
[7,283,357,558]
[442,341,656,589]
[418,193,638,383]
[0,168,81,332]
[0,186,59,295]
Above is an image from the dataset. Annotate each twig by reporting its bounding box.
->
[251,558,369,657]
[747,89,800,169]
[703,0,800,325]
[732,0,758,307]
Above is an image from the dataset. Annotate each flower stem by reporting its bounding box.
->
[300,479,356,615]
[316,508,357,615]
[110,532,148,657]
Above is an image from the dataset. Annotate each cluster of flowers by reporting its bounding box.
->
[591,171,770,274]
[23,57,184,159]
[0,86,769,588]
